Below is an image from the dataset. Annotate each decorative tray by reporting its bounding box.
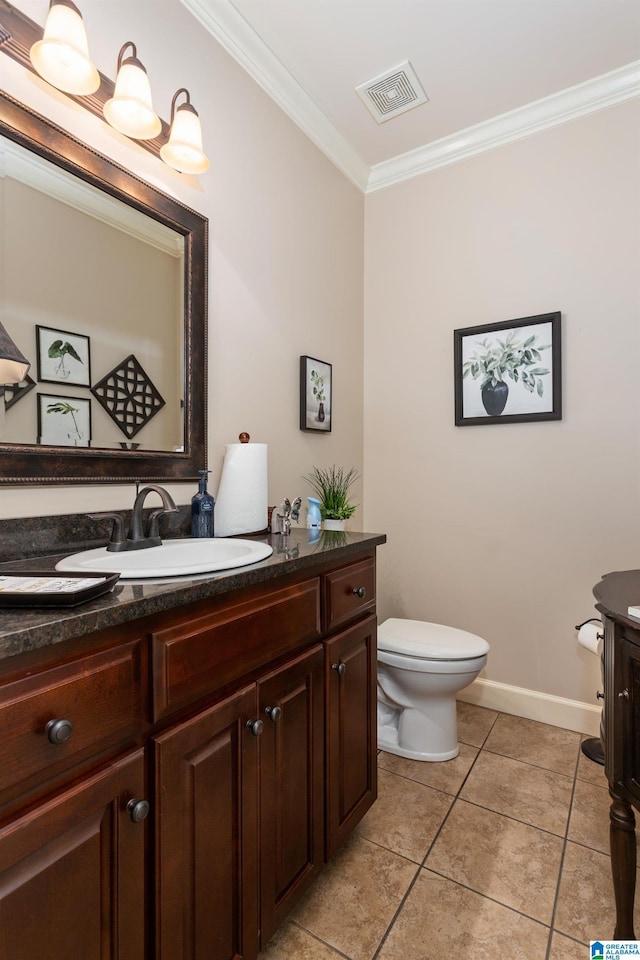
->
[0,571,121,608]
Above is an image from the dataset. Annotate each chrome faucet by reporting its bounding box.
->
[89,483,178,553]
[275,496,301,537]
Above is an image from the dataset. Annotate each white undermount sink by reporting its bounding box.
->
[56,538,273,579]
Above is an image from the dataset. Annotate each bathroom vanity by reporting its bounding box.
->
[0,529,384,960]
[593,569,640,939]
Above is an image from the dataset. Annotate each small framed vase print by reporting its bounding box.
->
[454,312,561,426]
[300,356,332,432]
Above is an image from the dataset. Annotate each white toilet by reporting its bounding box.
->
[377,618,489,762]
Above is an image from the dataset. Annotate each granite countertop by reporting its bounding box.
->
[0,529,386,662]
[593,568,640,628]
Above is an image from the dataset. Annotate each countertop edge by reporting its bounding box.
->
[0,531,386,662]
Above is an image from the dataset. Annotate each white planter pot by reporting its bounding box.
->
[323,519,346,531]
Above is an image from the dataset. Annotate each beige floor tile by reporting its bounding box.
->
[258,921,346,959]
[377,743,478,796]
[456,700,499,747]
[291,834,418,960]
[356,767,452,862]
[484,714,581,775]
[460,749,573,835]
[577,742,607,786]
[568,778,612,854]
[426,799,563,923]
[554,840,640,942]
[377,869,550,960]
[548,931,588,959]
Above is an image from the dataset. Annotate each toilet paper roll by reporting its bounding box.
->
[578,621,603,656]
[214,441,268,537]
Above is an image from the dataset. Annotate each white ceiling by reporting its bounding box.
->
[186,0,640,191]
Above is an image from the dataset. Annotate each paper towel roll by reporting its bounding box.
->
[214,440,268,537]
[578,620,603,656]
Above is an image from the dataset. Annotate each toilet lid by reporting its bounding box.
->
[378,618,490,660]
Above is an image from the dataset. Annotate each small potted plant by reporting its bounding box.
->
[303,465,359,530]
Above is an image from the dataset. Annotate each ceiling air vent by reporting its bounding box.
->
[356,61,428,124]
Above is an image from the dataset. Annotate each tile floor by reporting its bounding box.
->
[258,702,636,960]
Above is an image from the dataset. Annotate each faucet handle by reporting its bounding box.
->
[88,512,126,548]
[147,505,178,541]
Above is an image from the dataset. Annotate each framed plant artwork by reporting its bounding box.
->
[36,325,91,387]
[454,312,561,426]
[300,356,332,432]
[37,393,91,447]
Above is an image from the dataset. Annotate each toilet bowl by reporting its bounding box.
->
[377,618,489,762]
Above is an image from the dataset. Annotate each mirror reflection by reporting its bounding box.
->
[0,136,185,453]
[0,87,207,485]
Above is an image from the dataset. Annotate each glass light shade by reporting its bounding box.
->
[103,59,161,140]
[30,0,100,96]
[160,104,210,175]
[0,323,30,385]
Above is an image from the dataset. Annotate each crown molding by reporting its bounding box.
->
[0,138,183,256]
[180,0,640,195]
[367,60,640,192]
[179,0,369,191]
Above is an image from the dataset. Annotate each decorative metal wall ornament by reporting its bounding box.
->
[91,354,165,439]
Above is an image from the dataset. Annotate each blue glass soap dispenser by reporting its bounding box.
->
[191,470,215,538]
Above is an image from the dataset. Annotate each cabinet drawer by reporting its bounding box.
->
[0,640,142,801]
[322,558,376,632]
[151,578,321,720]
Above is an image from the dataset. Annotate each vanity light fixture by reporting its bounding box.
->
[29,0,100,96]
[0,323,30,385]
[160,88,210,175]
[103,42,162,141]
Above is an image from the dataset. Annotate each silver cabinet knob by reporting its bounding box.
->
[247,719,264,736]
[46,718,73,744]
[127,799,150,823]
[352,586,366,599]
[619,689,630,701]
[265,705,282,722]
[332,661,346,677]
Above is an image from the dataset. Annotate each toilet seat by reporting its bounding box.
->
[378,618,489,660]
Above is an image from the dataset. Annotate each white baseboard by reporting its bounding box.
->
[458,678,601,737]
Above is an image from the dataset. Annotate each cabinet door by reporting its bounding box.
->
[258,644,324,946]
[325,614,377,860]
[154,685,259,960]
[0,748,146,960]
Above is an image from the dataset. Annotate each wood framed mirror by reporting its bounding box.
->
[0,89,207,484]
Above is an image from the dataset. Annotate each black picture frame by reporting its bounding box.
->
[37,393,92,447]
[300,356,332,432]
[36,325,91,387]
[454,312,561,426]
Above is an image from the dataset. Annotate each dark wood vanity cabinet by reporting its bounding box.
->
[0,747,146,960]
[0,547,379,960]
[594,569,640,939]
[325,614,377,860]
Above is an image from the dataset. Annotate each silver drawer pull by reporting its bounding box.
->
[127,799,150,823]
[247,719,264,736]
[352,587,366,599]
[46,718,73,744]
[332,661,346,677]
[265,705,282,722]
